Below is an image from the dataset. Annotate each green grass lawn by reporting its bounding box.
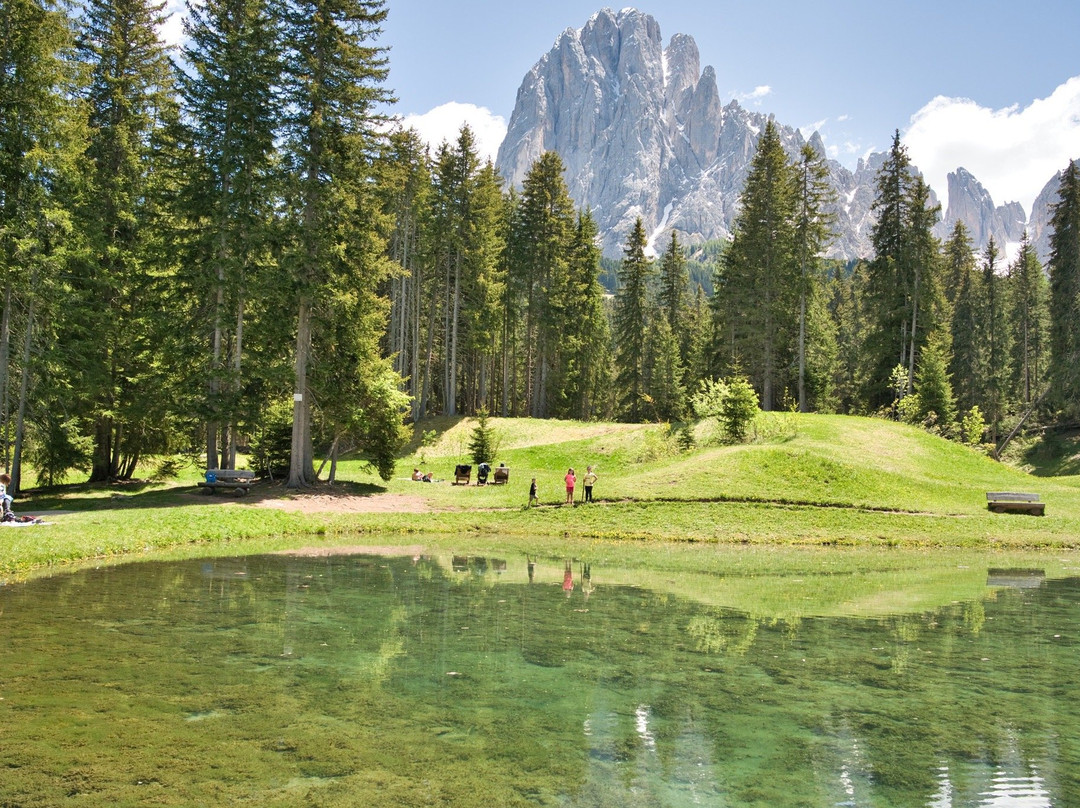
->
[4,412,1080,580]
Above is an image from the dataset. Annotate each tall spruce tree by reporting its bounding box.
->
[75,0,178,481]
[981,237,1010,442]
[717,120,797,411]
[1048,160,1080,417]
[428,128,477,416]
[507,152,576,418]
[280,0,396,487]
[863,131,941,408]
[913,331,956,431]
[945,221,984,415]
[658,231,688,334]
[644,314,686,421]
[557,211,610,420]
[613,218,652,421]
[180,0,282,470]
[1007,232,1049,407]
[459,160,507,415]
[378,127,431,421]
[792,142,836,412]
[0,0,83,489]
[825,260,867,413]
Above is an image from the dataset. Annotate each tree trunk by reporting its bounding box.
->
[207,273,224,470]
[907,264,920,395]
[419,267,440,419]
[227,295,245,469]
[287,297,315,488]
[798,282,807,413]
[0,281,12,471]
[11,292,35,493]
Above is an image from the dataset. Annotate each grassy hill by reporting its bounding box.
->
[342,411,1080,517]
[4,412,1080,579]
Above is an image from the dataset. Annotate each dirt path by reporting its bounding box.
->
[254,490,434,515]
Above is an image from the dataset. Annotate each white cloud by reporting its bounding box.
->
[735,85,772,105]
[161,0,189,49]
[904,76,1080,216]
[400,102,508,164]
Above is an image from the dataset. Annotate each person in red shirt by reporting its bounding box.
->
[564,468,576,504]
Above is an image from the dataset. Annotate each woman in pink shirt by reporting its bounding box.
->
[564,468,576,504]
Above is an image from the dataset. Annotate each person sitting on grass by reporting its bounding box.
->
[0,473,12,516]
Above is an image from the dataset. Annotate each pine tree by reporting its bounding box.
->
[613,218,652,421]
[1048,160,1080,417]
[1007,232,1049,406]
[427,128,479,416]
[557,211,611,420]
[378,127,431,421]
[507,152,576,418]
[179,0,282,470]
[0,0,83,489]
[825,260,867,413]
[658,231,688,333]
[74,0,178,481]
[458,160,507,416]
[981,237,1010,443]
[279,0,395,487]
[942,220,974,308]
[792,142,836,412]
[863,131,941,408]
[945,222,984,415]
[914,331,956,432]
[717,120,797,411]
[645,315,686,421]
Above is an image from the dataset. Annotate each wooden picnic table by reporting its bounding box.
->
[198,469,256,496]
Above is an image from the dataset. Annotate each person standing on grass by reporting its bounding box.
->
[529,477,539,507]
[582,465,598,503]
[564,468,576,504]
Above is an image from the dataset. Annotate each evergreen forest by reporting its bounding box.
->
[3,0,1080,492]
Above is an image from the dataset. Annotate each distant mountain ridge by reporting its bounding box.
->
[495,7,1062,263]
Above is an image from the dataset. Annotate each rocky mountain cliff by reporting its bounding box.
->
[496,7,1060,265]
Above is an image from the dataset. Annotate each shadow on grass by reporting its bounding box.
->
[20,478,389,513]
[1021,428,1080,478]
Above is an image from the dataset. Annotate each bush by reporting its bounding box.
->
[691,378,729,420]
[960,406,987,446]
[720,378,759,443]
[466,409,501,466]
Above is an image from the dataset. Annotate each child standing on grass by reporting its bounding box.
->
[583,465,597,503]
[564,468,576,504]
[529,478,538,507]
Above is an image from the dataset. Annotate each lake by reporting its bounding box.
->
[2,545,1080,807]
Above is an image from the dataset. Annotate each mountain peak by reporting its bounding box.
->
[496,7,1056,262]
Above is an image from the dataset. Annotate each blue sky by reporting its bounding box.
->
[381,0,1080,216]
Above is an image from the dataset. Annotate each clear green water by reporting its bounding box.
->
[3,549,1080,807]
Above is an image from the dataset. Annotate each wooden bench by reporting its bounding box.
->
[199,469,256,496]
[493,466,509,485]
[453,464,471,485]
[986,492,1044,516]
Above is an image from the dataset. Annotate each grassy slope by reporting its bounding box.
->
[4,413,1080,579]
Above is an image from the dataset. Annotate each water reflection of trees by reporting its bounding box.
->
[3,558,1080,806]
